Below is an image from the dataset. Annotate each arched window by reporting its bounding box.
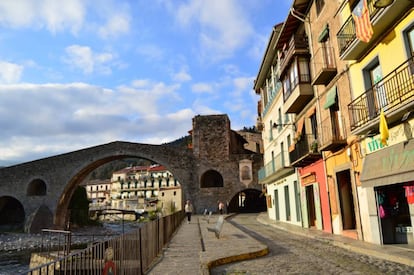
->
[27,179,47,196]
[200,170,223,188]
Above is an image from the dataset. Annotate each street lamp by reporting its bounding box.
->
[373,0,394,8]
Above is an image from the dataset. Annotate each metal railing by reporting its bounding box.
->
[348,56,414,130]
[24,210,184,275]
[337,0,379,56]
[319,114,347,148]
[289,134,319,164]
[258,150,290,181]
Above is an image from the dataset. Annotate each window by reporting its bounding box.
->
[277,108,282,131]
[282,56,310,101]
[298,57,310,82]
[406,25,414,56]
[294,181,301,222]
[287,134,292,148]
[363,57,382,118]
[310,113,318,140]
[315,0,325,16]
[269,120,273,140]
[27,179,47,196]
[200,169,224,188]
[284,185,291,221]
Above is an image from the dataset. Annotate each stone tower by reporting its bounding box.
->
[191,114,231,161]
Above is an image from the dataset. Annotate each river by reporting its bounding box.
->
[0,221,142,275]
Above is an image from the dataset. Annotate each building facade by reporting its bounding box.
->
[83,179,112,207]
[339,0,414,244]
[254,23,302,227]
[110,164,182,214]
[255,0,414,243]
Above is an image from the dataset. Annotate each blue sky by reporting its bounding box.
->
[0,0,291,166]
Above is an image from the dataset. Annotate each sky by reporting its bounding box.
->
[0,0,291,167]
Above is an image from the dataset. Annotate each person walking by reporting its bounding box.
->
[218,201,225,215]
[185,200,193,223]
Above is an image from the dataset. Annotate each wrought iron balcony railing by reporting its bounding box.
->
[258,150,290,181]
[289,134,322,167]
[319,115,348,151]
[311,46,337,85]
[348,56,414,131]
[337,0,379,57]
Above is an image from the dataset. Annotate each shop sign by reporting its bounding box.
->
[301,172,316,186]
[364,120,414,154]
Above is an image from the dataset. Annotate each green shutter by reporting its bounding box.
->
[323,86,337,109]
[318,24,329,43]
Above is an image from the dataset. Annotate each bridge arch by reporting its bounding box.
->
[51,142,198,228]
[0,196,25,231]
[27,178,47,196]
[228,188,266,213]
[0,141,198,231]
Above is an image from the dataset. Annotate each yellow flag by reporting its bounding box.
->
[379,109,389,146]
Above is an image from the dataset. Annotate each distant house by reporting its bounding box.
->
[82,179,112,207]
[110,164,182,214]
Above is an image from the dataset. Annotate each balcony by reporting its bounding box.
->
[258,150,294,184]
[283,75,313,113]
[311,46,337,85]
[348,56,414,134]
[279,34,310,75]
[337,0,412,60]
[319,115,348,151]
[289,134,322,167]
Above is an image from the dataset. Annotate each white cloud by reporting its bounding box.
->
[170,0,254,62]
[98,13,130,38]
[0,81,192,165]
[172,68,192,82]
[136,44,165,61]
[192,82,213,94]
[40,0,85,34]
[63,45,115,74]
[0,0,85,34]
[0,61,23,83]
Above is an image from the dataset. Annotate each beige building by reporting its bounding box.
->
[83,179,112,207]
[110,164,182,214]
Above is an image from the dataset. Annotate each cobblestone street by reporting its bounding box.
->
[211,214,414,275]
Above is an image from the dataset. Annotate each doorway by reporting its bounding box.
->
[376,183,412,244]
[306,185,316,227]
[337,170,356,230]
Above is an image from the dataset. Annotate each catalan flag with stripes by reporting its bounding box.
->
[352,0,373,43]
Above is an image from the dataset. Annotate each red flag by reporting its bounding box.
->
[352,0,373,43]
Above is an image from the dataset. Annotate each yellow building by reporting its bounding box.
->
[338,0,414,244]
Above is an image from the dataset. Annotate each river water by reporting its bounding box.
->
[0,221,141,275]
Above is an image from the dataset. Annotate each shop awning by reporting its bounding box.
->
[360,139,414,187]
[306,106,316,117]
[323,86,337,109]
[296,116,305,139]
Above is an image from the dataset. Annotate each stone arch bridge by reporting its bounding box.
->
[0,139,264,232]
[0,141,257,232]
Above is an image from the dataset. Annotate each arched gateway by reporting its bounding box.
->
[0,115,263,232]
